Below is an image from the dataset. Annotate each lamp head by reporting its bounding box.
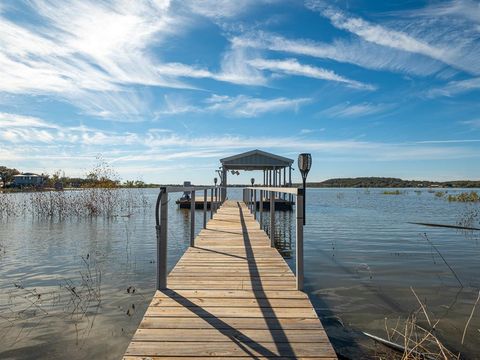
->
[298,153,312,180]
[214,177,218,185]
[250,178,255,185]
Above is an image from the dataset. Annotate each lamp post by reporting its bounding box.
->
[250,178,255,213]
[298,153,312,225]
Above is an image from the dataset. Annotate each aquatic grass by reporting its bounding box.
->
[434,191,446,198]
[383,190,404,195]
[447,191,479,203]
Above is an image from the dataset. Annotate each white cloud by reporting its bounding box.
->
[182,0,269,19]
[416,139,480,144]
[461,119,480,129]
[248,58,375,90]
[0,1,271,119]
[157,94,310,117]
[314,5,447,61]
[428,77,480,97]
[407,0,480,25]
[2,112,480,181]
[0,112,59,129]
[306,1,480,76]
[231,32,444,77]
[216,47,267,86]
[203,95,310,117]
[321,102,391,118]
[0,112,143,145]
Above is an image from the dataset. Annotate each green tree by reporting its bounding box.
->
[0,166,20,188]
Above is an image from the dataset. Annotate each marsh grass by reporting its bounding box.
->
[0,188,149,219]
[383,190,404,195]
[447,191,479,203]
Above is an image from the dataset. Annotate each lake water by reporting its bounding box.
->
[0,188,479,359]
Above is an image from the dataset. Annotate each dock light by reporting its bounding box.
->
[214,177,218,185]
[298,153,312,225]
[250,178,255,186]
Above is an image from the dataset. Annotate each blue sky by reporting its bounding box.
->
[1,0,480,184]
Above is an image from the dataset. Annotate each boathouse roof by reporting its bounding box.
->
[220,149,293,170]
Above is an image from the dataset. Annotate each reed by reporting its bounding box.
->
[0,188,150,219]
[379,288,460,360]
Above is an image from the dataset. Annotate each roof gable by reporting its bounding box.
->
[220,149,293,170]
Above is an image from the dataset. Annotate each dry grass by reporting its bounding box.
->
[378,287,478,360]
[0,188,149,219]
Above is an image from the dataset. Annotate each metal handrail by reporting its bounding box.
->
[243,186,305,290]
[245,186,300,195]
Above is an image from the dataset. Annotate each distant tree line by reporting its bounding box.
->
[305,177,480,188]
[0,163,158,189]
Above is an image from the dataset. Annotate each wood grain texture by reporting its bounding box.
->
[123,200,337,359]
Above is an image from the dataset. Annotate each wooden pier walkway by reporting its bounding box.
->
[123,200,337,359]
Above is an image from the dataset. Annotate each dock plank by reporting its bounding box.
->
[123,200,337,359]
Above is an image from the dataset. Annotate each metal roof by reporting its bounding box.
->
[220,149,293,170]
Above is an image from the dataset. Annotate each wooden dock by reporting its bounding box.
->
[123,200,337,359]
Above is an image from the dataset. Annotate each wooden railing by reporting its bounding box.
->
[243,186,305,290]
[155,185,225,289]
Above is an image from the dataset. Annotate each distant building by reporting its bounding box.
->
[12,173,44,188]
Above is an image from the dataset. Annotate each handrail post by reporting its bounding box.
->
[190,190,195,247]
[157,188,168,290]
[249,189,252,213]
[296,189,304,290]
[210,188,213,219]
[253,189,257,220]
[203,189,207,229]
[259,190,263,229]
[270,191,275,248]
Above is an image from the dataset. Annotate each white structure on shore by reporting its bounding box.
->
[12,173,44,187]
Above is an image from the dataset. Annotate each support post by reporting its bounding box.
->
[190,190,195,247]
[203,189,207,229]
[251,189,254,212]
[259,190,263,229]
[214,187,218,213]
[210,188,213,219]
[270,191,275,248]
[253,189,257,220]
[296,189,304,290]
[157,188,168,290]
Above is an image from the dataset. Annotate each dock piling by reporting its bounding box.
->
[203,189,207,229]
[296,189,304,290]
[210,188,214,219]
[190,190,195,247]
[156,187,168,290]
[270,191,275,248]
[259,189,263,229]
